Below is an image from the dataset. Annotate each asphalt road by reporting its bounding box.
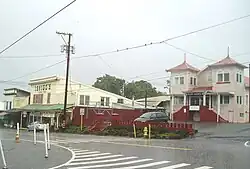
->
[0,129,71,169]
[0,124,250,169]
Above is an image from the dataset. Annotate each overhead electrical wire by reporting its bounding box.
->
[0,0,77,55]
[0,75,170,86]
[0,54,64,59]
[2,13,250,84]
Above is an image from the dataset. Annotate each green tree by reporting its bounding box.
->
[93,74,164,99]
[93,74,125,95]
[125,80,162,99]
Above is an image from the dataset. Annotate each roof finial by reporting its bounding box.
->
[227,46,230,58]
[184,53,186,63]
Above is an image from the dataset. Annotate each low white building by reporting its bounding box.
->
[28,75,146,108]
[19,75,153,128]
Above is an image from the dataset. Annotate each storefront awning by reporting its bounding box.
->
[18,104,74,112]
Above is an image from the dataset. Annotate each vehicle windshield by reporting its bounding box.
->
[140,112,153,118]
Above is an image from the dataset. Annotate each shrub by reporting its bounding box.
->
[62,124,195,140]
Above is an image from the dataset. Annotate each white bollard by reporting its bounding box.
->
[44,124,48,158]
[17,122,20,135]
[34,123,37,145]
[47,123,51,150]
[0,140,7,169]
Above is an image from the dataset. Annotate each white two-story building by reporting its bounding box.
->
[19,75,150,128]
[167,54,249,123]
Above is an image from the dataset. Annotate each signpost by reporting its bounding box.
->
[80,108,85,131]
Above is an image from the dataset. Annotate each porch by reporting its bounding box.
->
[17,104,74,129]
[172,89,232,122]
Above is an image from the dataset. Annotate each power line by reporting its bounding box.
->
[0,75,170,86]
[0,0,76,56]
[2,60,66,83]
[0,54,64,59]
[164,42,216,61]
[2,13,250,83]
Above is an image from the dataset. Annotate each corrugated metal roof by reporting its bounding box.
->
[18,104,73,112]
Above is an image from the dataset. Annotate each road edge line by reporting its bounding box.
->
[19,139,75,169]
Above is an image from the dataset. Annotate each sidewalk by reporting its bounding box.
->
[0,139,71,169]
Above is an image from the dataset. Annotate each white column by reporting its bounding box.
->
[203,94,206,106]
[20,112,23,128]
[183,94,186,106]
[217,94,220,123]
[188,96,191,106]
[209,95,212,109]
[171,96,174,120]
[56,114,59,128]
[40,112,43,123]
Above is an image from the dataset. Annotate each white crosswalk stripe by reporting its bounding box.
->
[112,161,171,169]
[64,148,214,169]
[158,163,191,169]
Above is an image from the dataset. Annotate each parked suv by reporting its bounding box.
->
[133,111,169,123]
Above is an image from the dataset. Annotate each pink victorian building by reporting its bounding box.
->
[167,54,249,123]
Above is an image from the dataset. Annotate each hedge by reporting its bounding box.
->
[62,125,197,139]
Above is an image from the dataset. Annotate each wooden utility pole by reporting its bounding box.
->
[56,31,75,123]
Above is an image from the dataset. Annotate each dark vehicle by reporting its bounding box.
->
[134,111,169,123]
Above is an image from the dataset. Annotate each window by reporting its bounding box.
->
[237,96,242,104]
[220,95,230,104]
[33,94,43,104]
[48,84,51,90]
[79,95,90,105]
[180,77,184,84]
[175,77,179,84]
[236,72,242,83]
[100,97,105,106]
[193,78,197,85]
[246,95,248,105]
[79,95,85,105]
[174,96,184,104]
[117,98,124,104]
[190,77,193,85]
[217,73,223,82]
[217,72,230,82]
[240,113,244,117]
[208,74,212,82]
[224,73,229,82]
[47,93,51,104]
[105,97,110,106]
[150,113,157,119]
[85,95,90,105]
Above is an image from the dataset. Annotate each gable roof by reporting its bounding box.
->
[166,61,200,72]
[209,56,247,68]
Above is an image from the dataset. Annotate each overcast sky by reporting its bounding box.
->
[0,0,250,100]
